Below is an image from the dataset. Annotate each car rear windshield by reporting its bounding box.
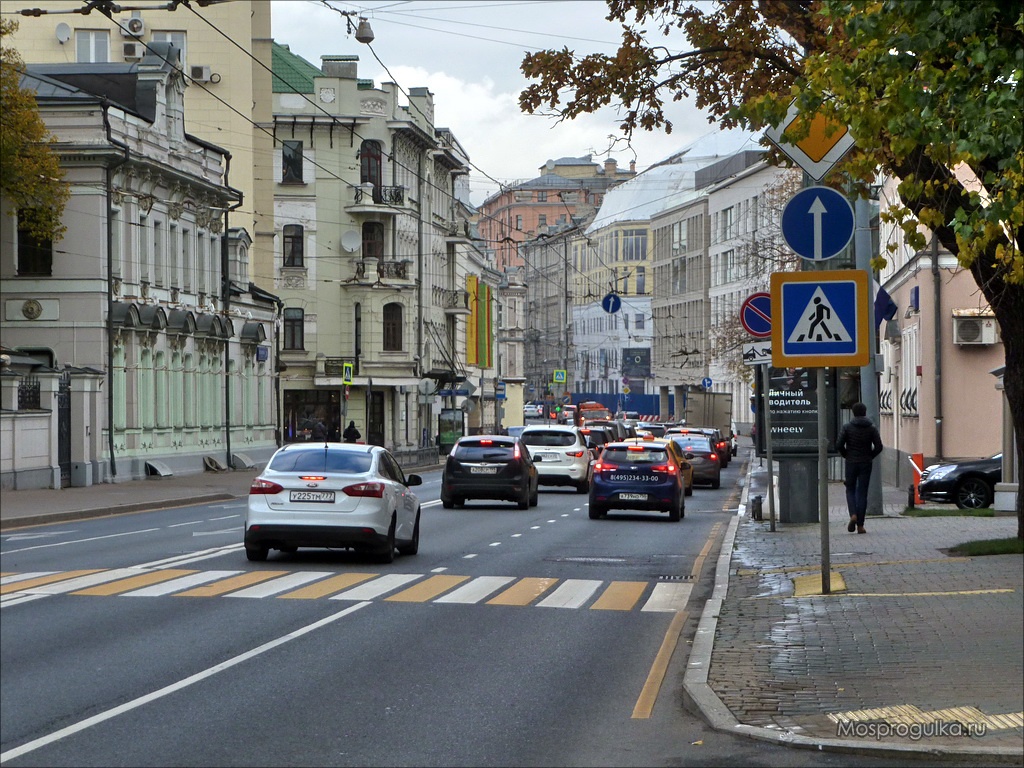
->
[269,448,373,473]
[672,436,713,452]
[453,440,517,461]
[521,431,577,447]
[601,446,669,464]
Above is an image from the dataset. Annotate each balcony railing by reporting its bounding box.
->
[356,260,409,281]
[353,184,405,206]
[439,288,471,314]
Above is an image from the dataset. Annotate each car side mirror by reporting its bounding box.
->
[406,474,423,486]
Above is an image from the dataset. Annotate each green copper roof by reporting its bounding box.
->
[271,41,322,94]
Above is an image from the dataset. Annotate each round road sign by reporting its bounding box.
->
[740,292,772,338]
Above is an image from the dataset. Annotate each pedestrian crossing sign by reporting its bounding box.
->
[770,269,869,367]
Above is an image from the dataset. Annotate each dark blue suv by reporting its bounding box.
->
[588,441,684,521]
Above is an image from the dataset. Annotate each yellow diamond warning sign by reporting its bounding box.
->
[764,100,856,181]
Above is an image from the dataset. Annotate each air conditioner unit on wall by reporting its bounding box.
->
[953,316,999,345]
[190,65,212,83]
[123,41,145,60]
[121,15,145,37]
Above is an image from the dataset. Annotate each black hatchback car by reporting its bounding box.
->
[919,453,1002,509]
[441,435,539,509]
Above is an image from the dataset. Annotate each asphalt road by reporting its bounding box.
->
[1,464,1004,767]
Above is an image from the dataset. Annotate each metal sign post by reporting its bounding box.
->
[761,363,777,532]
[818,366,831,594]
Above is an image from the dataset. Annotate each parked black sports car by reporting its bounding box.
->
[918,454,1002,509]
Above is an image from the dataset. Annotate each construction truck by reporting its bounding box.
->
[681,390,734,446]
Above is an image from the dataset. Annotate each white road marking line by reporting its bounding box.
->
[226,572,335,598]
[121,571,244,597]
[1,528,160,555]
[208,515,239,521]
[641,582,694,612]
[430,567,448,573]
[28,568,148,594]
[191,529,238,537]
[137,544,243,569]
[434,576,516,604]
[167,521,205,528]
[462,553,478,559]
[489,542,501,547]
[329,573,422,601]
[537,579,602,608]
[0,572,57,585]
[511,534,522,538]
[0,602,371,763]
[0,593,50,608]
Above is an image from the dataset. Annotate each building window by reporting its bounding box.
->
[282,140,303,184]
[538,214,547,227]
[283,308,304,350]
[538,191,547,202]
[360,140,383,188]
[383,302,403,351]
[516,215,523,230]
[16,213,52,277]
[622,229,647,261]
[76,30,109,62]
[635,313,645,330]
[636,266,646,294]
[362,222,384,260]
[720,206,735,242]
[283,224,304,267]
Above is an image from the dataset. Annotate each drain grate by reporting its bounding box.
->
[658,574,695,581]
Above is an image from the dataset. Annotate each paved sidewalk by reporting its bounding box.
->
[684,452,1024,760]
[2,451,1021,760]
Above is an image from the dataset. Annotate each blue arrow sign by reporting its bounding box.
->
[701,377,713,390]
[601,293,622,314]
[740,292,772,338]
[781,186,855,261]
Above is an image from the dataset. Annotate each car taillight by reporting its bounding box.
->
[566,450,585,458]
[513,442,521,460]
[709,453,718,462]
[299,475,326,481]
[344,482,385,498]
[652,463,677,474]
[250,478,284,495]
[480,439,493,445]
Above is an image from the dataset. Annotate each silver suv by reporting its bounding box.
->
[519,424,592,493]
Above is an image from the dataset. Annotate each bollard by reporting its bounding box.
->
[751,494,763,521]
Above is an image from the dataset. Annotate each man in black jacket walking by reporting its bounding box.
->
[836,402,884,534]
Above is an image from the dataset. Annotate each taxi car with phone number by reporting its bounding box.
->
[617,435,694,496]
[588,440,686,521]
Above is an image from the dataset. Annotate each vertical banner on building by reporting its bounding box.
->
[465,276,493,368]
[466,275,479,365]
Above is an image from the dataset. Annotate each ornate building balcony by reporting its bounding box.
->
[439,288,472,315]
[345,183,406,216]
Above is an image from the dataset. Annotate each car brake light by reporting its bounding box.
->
[513,442,521,460]
[709,453,718,462]
[299,475,326,481]
[566,450,585,458]
[480,439,493,445]
[627,445,644,452]
[652,463,677,474]
[250,478,284,495]
[344,482,385,498]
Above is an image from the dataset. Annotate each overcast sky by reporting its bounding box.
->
[270,0,733,205]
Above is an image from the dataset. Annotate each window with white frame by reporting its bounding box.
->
[153,219,165,286]
[720,206,735,243]
[76,30,109,62]
[152,31,187,66]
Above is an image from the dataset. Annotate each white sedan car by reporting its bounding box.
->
[523,403,544,418]
[245,442,422,563]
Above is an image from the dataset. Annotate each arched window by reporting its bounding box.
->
[383,303,402,351]
[360,140,383,189]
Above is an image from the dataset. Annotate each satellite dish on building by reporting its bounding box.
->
[340,230,361,252]
[55,22,72,43]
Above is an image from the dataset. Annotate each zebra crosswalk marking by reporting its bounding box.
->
[487,577,557,606]
[226,571,335,598]
[385,574,470,602]
[277,572,377,599]
[0,570,101,594]
[640,582,693,613]
[433,576,515,604]
[537,579,602,608]
[122,570,244,597]
[32,568,150,594]
[72,569,198,596]
[329,573,422,601]
[590,581,647,611]
[175,570,289,597]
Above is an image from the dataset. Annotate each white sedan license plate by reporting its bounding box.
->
[536,453,558,462]
[619,492,648,501]
[289,491,336,502]
[470,466,498,474]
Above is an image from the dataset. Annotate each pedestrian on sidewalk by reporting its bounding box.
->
[343,420,361,443]
[836,402,883,534]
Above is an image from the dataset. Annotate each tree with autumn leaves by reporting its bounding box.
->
[1,18,68,243]
[520,0,1023,535]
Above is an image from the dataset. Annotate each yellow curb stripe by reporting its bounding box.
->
[737,556,971,576]
[0,570,103,594]
[792,571,847,596]
[72,569,197,595]
[632,610,687,719]
[590,581,648,611]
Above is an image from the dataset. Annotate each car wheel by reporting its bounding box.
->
[685,483,693,497]
[668,499,681,522]
[245,545,268,562]
[529,484,539,507]
[441,496,454,509]
[378,517,396,564]
[588,503,604,520]
[955,477,993,510]
[711,477,721,489]
[454,497,465,509]
[518,485,530,510]
[397,510,420,556]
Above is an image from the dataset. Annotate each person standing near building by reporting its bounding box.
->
[836,402,884,534]
[343,420,361,443]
